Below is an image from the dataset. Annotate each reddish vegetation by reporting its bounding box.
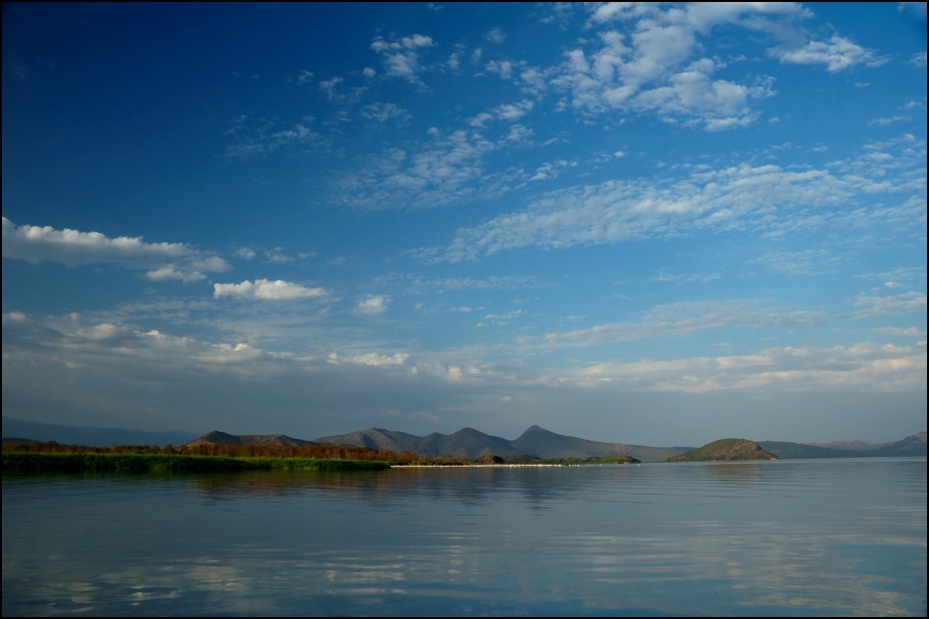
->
[1,440,461,465]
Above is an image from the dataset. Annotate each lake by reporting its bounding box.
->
[2,458,926,616]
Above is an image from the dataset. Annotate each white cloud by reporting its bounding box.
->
[538,300,830,350]
[145,266,206,283]
[224,114,323,158]
[546,341,926,394]
[551,13,777,129]
[755,249,844,276]
[485,28,506,43]
[541,4,887,129]
[292,70,314,85]
[770,35,884,72]
[331,125,527,210]
[874,326,926,337]
[360,102,412,124]
[234,247,256,260]
[440,136,926,260]
[328,351,409,367]
[318,77,344,99]
[356,295,390,314]
[908,51,927,68]
[868,115,910,127]
[485,60,514,80]
[854,291,927,316]
[370,34,436,84]
[2,217,230,280]
[213,279,329,301]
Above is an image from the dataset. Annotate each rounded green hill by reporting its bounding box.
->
[668,438,778,462]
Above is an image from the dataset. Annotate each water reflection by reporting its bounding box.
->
[3,459,925,616]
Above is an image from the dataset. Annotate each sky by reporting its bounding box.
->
[2,3,926,446]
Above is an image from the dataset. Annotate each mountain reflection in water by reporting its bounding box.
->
[3,459,926,616]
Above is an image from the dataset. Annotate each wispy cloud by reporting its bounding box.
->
[360,102,412,124]
[544,341,926,394]
[213,279,330,301]
[223,114,323,158]
[538,300,831,350]
[440,135,926,261]
[331,125,529,210]
[869,115,911,127]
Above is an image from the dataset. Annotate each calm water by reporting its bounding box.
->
[2,458,926,616]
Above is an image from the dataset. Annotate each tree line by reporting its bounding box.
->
[1,440,466,465]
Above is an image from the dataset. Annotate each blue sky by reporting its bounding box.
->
[2,3,926,445]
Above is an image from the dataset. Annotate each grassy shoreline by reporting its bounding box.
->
[1,452,390,473]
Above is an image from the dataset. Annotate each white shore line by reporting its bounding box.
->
[390,463,634,468]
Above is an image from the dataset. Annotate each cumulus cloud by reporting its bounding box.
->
[356,295,390,314]
[213,279,329,301]
[485,28,505,44]
[770,35,884,72]
[370,34,436,83]
[145,266,206,283]
[542,4,886,129]
[328,351,409,367]
[2,217,230,280]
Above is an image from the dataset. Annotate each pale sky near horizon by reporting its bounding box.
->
[2,3,926,446]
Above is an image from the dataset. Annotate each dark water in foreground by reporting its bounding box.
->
[2,458,926,616]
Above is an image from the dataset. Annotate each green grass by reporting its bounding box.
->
[1,452,390,473]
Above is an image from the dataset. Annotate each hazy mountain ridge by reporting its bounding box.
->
[1,416,198,448]
[184,431,317,448]
[311,424,691,462]
[804,439,891,450]
[760,432,927,459]
[4,416,924,462]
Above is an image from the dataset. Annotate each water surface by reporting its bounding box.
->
[3,458,926,616]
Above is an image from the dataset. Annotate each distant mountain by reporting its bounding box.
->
[313,426,519,458]
[1,416,198,448]
[760,432,927,459]
[669,439,778,462]
[804,439,891,450]
[184,431,317,448]
[314,425,691,462]
[757,441,870,460]
[868,432,927,457]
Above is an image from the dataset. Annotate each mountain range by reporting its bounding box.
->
[1,416,198,448]
[3,416,925,462]
[312,425,694,462]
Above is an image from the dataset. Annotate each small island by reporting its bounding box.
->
[668,438,778,462]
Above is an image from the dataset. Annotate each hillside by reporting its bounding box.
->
[314,425,690,461]
[757,441,870,460]
[804,439,890,450]
[184,431,317,448]
[868,432,927,457]
[669,439,778,462]
[760,432,927,459]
